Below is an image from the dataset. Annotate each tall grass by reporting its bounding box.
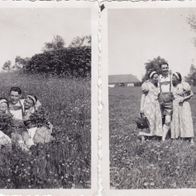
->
[110,86,196,189]
[0,72,91,189]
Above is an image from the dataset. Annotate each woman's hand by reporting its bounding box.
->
[179,98,184,104]
[181,91,193,103]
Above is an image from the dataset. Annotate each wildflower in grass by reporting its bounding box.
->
[150,182,155,186]
[143,182,149,187]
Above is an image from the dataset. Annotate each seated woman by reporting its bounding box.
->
[0,98,13,148]
[23,95,53,147]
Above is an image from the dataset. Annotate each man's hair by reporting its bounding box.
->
[160,62,169,68]
[9,87,22,95]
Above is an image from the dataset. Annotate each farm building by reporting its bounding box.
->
[109,74,140,87]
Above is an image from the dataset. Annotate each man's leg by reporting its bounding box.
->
[162,114,171,141]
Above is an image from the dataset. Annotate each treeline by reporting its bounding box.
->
[3,35,91,78]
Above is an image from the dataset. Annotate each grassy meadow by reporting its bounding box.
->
[0,72,91,189]
[110,86,196,189]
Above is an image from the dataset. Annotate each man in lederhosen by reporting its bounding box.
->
[9,87,24,121]
[158,62,174,141]
[8,87,30,151]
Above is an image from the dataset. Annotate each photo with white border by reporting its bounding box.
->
[101,1,196,196]
[0,1,98,196]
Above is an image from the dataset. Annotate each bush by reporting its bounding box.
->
[23,46,91,78]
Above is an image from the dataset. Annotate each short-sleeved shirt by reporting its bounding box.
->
[9,99,24,120]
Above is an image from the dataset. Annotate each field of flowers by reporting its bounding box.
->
[0,72,91,189]
[110,86,196,189]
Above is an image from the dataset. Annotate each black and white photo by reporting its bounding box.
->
[0,2,98,195]
[101,2,196,195]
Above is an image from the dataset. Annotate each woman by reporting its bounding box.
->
[171,72,194,143]
[0,98,13,148]
[139,71,163,138]
[23,95,53,147]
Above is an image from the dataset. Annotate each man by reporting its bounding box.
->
[8,87,30,151]
[158,62,173,141]
[9,87,24,120]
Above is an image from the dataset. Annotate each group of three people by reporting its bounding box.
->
[139,62,194,143]
[0,87,53,151]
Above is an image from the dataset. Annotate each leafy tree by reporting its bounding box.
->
[185,64,196,85]
[187,16,196,46]
[24,47,91,77]
[12,56,30,70]
[20,35,91,77]
[142,56,168,81]
[188,15,196,31]
[2,60,12,72]
[69,36,91,48]
[43,35,65,52]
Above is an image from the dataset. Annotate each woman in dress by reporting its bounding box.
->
[0,98,13,148]
[23,95,53,147]
[171,72,194,143]
[139,71,163,138]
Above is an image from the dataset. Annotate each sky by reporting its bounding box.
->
[108,8,196,80]
[0,8,91,69]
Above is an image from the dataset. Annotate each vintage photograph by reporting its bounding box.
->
[0,4,93,190]
[108,7,196,189]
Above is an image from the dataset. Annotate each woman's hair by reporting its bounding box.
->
[26,95,37,105]
[148,71,157,79]
[173,72,182,82]
[0,98,9,106]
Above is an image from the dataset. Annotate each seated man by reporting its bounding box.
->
[8,87,29,151]
[8,87,24,121]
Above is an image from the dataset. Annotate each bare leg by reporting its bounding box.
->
[162,115,171,141]
[190,138,194,145]
[139,131,153,137]
[162,125,169,141]
[138,129,153,142]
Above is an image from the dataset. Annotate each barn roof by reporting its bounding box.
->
[109,74,140,84]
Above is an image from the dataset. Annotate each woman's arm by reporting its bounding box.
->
[140,93,146,114]
[140,82,148,115]
[180,90,193,103]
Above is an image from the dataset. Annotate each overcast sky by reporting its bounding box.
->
[108,8,196,80]
[0,8,90,69]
